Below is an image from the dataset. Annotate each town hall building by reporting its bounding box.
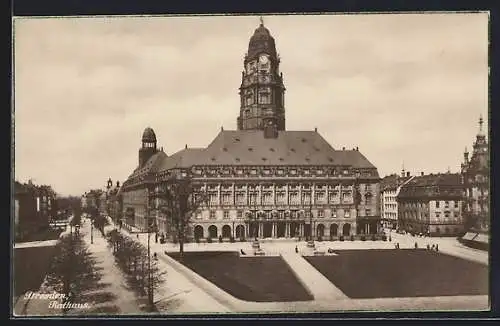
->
[119,19,381,241]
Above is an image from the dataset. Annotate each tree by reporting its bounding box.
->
[151,173,208,261]
[45,233,101,314]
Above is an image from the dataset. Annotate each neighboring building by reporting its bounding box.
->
[119,19,381,241]
[397,173,464,236]
[460,115,489,248]
[380,171,415,229]
[13,180,56,239]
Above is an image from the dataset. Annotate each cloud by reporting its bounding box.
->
[13,13,488,195]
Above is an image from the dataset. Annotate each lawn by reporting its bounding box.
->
[168,251,313,302]
[13,246,57,298]
[304,249,488,299]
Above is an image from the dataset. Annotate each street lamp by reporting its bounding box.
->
[307,202,315,248]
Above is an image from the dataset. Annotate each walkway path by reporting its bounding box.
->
[105,218,231,314]
[76,220,144,315]
[280,252,347,301]
[14,240,59,249]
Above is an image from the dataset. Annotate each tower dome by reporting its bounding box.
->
[142,127,157,143]
[247,18,278,59]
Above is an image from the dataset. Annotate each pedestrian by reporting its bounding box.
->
[435,244,439,252]
[295,245,298,253]
[431,244,435,250]
[414,242,418,249]
[427,244,430,250]
[397,242,400,249]
[136,234,139,239]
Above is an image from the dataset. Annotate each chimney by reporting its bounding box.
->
[342,147,345,150]
[185,144,188,149]
[116,181,120,187]
[314,127,317,132]
[221,126,224,131]
[406,172,410,177]
[421,172,424,176]
[356,147,359,151]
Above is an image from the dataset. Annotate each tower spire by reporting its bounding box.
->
[259,16,264,26]
[479,114,484,133]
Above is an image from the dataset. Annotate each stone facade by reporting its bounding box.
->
[397,173,464,236]
[461,116,489,233]
[118,19,381,241]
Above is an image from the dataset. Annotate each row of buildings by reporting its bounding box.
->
[380,116,489,241]
[13,180,57,240]
[83,19,489,245]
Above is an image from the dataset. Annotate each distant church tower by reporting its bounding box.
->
[237,17,286,131]
[139,127,158,167]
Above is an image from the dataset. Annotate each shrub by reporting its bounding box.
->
[339,236,344,241]
[361,235,366,241]
[230,236,235,243]
[317,236,323,242]
[329,235,334,241]
[195,237,200,243]
[218,235,223,243]
[239,237,245,242]
[382,235,387,241]
[207,237,212,243]
[371,235,376,241]
[350,235,354,241]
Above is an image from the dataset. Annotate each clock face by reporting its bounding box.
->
[259,54,269,64]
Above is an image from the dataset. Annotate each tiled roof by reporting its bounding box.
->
[398,173,462,199]
[404,173,461,187]
[380,174,413,191]
[129,151,168,179]
[155,130,377,169]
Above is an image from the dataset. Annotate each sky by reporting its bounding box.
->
[13,13,489,196]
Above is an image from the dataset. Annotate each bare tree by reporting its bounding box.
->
[151,172,208,261]
[45,233,101,314]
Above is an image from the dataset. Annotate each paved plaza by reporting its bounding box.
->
[113,218,488,313]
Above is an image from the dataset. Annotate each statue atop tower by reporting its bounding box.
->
[237,17,286,131]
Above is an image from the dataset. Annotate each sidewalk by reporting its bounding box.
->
[106,217,231,314]
[387,231,488,265]
[77,219,144,315]
[280,252,347,301]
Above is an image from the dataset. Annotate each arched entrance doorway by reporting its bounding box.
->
[194,225,204,240]
[290,222,299,237]
[343,223,351,236]
[330,224,338,237]
[316,224,325,237]
[263,223,272,238]
[222,225,231,238]
[208,225,217,238]
[235,225,245,238]
[277,223,286,238]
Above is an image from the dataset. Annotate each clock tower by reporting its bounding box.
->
[237,18,286,131]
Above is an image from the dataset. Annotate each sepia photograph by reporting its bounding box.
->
[12,12,489,316]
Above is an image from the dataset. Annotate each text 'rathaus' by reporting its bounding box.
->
[103,20,382,241]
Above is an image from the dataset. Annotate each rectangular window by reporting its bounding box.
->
[444,201,449,208]
[237,210,243,218]
[454,201,459,208]
[302,193,311,204]
[209,193,218,206]
[365,209,371,216]
[210,211,216,219]
[332,209,337,218]
[435,201,440,208]
[263,192,273,205]
[236,192,245,205]
[318,210,324,218]
[222,193,232,205]
[344,210,350,218]
[223,211,230,219]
